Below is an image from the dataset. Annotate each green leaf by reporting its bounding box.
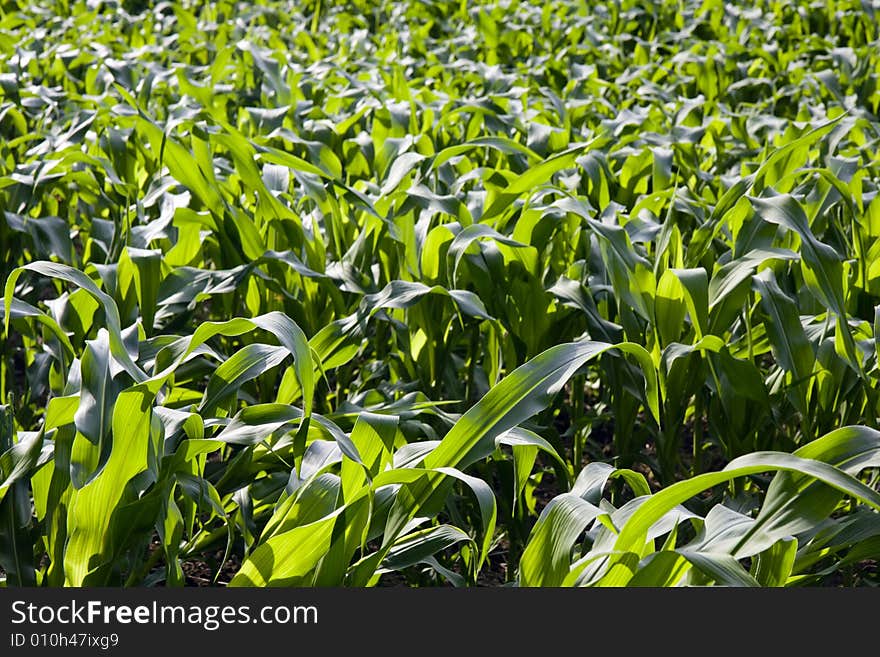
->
[519,494,602,586]
[0,405,37,586]
[750,194,860,373]
[199,344,289,415]
[229,507,345,586]
[5,262,146,382]
[605,431,880,585]
[752,268,814,407]
[382,524,472,572]
[64,382,163,585]
[426,340,658,471]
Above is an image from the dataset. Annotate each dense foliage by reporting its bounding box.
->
[2,0,880,587]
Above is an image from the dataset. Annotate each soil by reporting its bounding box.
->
[142,536,240,586]
[180,553,240,587]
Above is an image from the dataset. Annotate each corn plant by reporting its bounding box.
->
[1,0,879,587]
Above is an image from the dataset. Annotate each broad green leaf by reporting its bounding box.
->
[519,493,602,586]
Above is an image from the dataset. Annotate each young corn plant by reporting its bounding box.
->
[1,0,879,586]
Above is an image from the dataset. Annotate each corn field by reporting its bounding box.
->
[1,0,880,587]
